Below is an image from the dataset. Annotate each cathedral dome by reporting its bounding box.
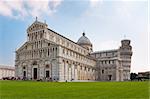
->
[77,32,92,46]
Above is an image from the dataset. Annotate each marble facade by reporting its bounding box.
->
[15,19,132,81]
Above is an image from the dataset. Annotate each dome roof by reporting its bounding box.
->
[77,33,92,46]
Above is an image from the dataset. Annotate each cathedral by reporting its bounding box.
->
[15,19,132,82]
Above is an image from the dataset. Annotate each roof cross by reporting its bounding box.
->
[36,16,38,21]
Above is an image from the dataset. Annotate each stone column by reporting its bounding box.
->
[74,65,78,80]
[68,66,71,81]
[39,62,45,80]
[71,63,75,80]
[51,59,59,81]
[15,64,18,77]
[27,62,32,79]
[58,59,64,81]
[119,60,124,81]
[66,62,69,80]
[63,61,66,81]
[18,65,23,78]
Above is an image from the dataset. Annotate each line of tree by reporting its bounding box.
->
[130,73,138,81]
[130,72,150,81]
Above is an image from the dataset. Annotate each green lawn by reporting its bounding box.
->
[0,81,149,99]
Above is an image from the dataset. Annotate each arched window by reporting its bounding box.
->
[48,43,50,46]
[40,33,43,38]
[102,70,104,74]
[109,60,111,64]
[41,41,42,47]
[63,48,65,54]
[56,48,57,56]
[23,66,26,69]
[35,34,37,40]
[33,61,37,65]
[46,64,49,68]
[48,49,49,56]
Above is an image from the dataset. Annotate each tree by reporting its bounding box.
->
[130,73,138,81]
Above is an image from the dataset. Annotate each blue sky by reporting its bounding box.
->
[0,0,149,73]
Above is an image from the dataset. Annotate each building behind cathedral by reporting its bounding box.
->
[0,65,15,79]
[15,19,132,81]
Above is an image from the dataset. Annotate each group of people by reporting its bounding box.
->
[2,77,21,80]
[2,76,77,82]
[2,76,58,82]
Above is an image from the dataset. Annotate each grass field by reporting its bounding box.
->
[0,81,149,99]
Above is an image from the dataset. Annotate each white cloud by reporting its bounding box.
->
[0,0,28,19]
[89,0,103,7]
[49,0,62,10]
[0,0,63,19]
[115,1,133,19]
[94,40,120,51]
[0,1,13,17]
[26,0,51,18]
[7,0,28,19]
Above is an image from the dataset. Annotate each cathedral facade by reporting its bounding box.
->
[15,19,132,81]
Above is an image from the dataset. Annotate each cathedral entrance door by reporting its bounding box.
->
[23,71,26,77]
[108,75,112,81]
[46,71,50,78]
[33,68,37,79]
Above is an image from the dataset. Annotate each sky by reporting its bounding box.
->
[0,0,149,73]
